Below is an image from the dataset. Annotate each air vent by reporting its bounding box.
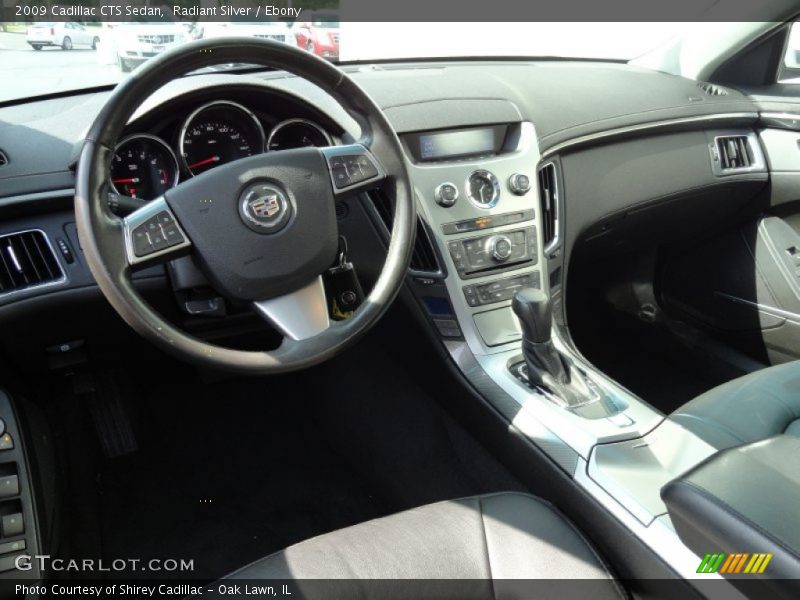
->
[368,192,441,274]
[538,163,559,252]
[0,150,7,167]
[409,220,440,273]
[698,82,729,96]
[716,135,754,170]
[0,230,63,296]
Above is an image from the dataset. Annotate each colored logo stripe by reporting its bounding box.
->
[697,553,773,574]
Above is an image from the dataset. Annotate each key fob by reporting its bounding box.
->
[324,237,364,320]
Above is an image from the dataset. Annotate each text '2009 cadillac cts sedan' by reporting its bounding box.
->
[0,5,799,599]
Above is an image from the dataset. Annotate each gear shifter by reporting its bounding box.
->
[512,288,599,410]
[512,288,570,386]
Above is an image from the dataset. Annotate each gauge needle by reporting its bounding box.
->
[188,156,220,169]
[112,177,140,184]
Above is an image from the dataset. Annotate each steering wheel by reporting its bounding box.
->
[75,38,415,374]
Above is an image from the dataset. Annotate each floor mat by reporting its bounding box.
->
[96,371,389,580]
[72,337,523,581]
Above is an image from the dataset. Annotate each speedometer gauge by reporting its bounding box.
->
[179,101,265,176]
[110,134,179,201]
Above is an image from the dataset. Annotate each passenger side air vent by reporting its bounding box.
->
[0,150,7,167]
[538,163,559,253]
[0,230,63,296]
[716,135,754,170]
[368,192,442,274]
[698,82,728,96]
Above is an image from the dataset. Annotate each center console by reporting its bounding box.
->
[397,120,741,588]
[401,121,661,446]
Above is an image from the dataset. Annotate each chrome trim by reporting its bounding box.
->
[433,181,459,207]
[465,169,500,209]
[485,234,512,261]
[538,161,560,256]
[266,117,333,151]
[123,196,191,266]
[110,133,180,200]
[759,112,800,130]
[5,245,21,273]
[574,461,740,588]
[0,189,74,210]
[539,112,759,160]
[0,229,67,299]
[178,100,266,176]
[715,292,800,326]
[508,172,531,195]
[253,276,330,341]
[587,419,718,526]
[472,338,662,460]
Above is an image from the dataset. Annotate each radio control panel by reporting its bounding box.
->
[447,227,537,279]
[402,121,544,354]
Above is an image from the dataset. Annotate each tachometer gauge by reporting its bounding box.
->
[110,134,179,201]
[179,101,265,176]
[267,118,332,151]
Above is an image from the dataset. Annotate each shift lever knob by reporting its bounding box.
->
[512,288,552,343]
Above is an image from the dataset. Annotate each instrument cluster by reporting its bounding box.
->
[110,99,334,201]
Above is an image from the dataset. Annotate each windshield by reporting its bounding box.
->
[0,21,691,103]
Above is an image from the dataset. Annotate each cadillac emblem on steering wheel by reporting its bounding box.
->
[239,182,293,233]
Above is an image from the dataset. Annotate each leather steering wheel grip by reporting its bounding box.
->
[74,37,416,374]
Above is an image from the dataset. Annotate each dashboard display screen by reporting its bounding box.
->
[414,126,506,162]
[419,128,495,160]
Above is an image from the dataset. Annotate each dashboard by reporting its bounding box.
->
[0,60,793,372]
[0,53,799,592]
[108,91,337,201]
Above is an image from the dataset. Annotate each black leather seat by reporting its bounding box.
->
[671,361,800,449]
[221,492,625,599]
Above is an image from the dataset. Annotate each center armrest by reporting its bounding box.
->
[661,435,800,599]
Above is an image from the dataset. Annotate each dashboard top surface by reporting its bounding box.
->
[0,60,759,200]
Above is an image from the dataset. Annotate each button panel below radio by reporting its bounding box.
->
[463,272,541,307]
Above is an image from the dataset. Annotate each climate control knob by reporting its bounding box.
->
[434,182,459,207]
[509,173,531,195]
[487,235,513,262]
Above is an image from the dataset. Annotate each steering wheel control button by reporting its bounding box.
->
[239,183,293,234]
[509,173,532,195]
[487,235,513,262]
[434,182,459,207]
[0,475,18,499]
[1,513,23,537]
[0,434,14,451]
[132,210,186,257]
[467,170,500,209]
[329,154,379,189]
